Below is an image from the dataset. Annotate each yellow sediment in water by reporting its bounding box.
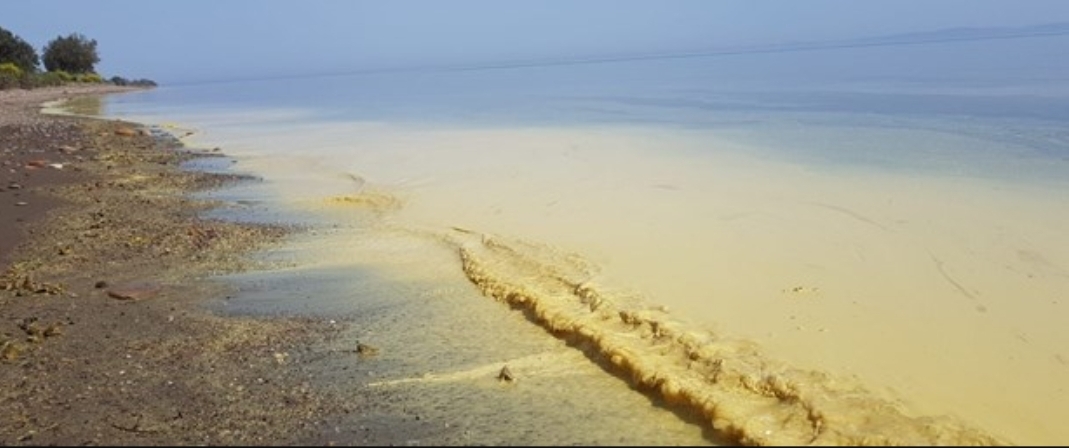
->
[326,190,402,212]
[188,121,1069,445]
[451,231,1003,445]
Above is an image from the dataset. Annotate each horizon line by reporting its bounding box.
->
[165,21,1069,87]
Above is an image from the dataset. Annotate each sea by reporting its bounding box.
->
[84,33,1069,445]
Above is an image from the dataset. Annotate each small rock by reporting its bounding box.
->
[107,282,161,301]
[94,280,108,289]
[356,343,379,357]
[14,201,27,206]
[115,127,137,137]
[497,365,515,382]
[1,340,24,361]
[43,323,63,337]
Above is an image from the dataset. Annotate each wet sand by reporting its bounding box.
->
[0,86,346,445]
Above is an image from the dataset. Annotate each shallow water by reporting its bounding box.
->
[97,36,1069,445]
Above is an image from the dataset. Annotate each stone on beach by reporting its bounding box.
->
[497,365,515,382]
[114,127,138,137]
[106,282,162,301]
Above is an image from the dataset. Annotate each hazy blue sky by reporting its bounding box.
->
[5,0,1069,83]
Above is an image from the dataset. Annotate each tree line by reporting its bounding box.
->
[0,26,156,90]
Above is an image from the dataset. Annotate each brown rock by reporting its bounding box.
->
[115,127,138,137]
[355,342,379,357]
[43,323,63,337]
[107,282,162,301]
[498,365,515,382]
[1,340,24,361]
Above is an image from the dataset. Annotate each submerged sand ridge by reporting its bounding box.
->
[295,197,1006,444]
[452,231,1003,445]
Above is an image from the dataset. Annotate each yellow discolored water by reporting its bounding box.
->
[187,122,1067,445]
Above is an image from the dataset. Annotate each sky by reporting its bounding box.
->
[4,0,1069,84]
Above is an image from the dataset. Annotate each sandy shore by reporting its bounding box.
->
[0,86,721,447]
[0,85,349,445]
[2,85,1035,445]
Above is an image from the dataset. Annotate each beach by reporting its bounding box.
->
[0,86,717,447]
[3,78,1066,445]
[0,86,346,445]
[0,86,726,446]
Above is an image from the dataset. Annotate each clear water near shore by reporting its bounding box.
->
[96,35,1069,445]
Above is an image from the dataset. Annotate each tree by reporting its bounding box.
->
[0,26,39,72]
[42,33,99,74]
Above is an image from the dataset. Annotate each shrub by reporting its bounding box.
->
[17,74,36,89]
[0,72,18,90]
[0,62,25,90]
[0,61,24,77]
[108,75,157,87]
[50,70,74,82]
[76,72,103,83]
[0,26,39,73]
[42,33,99,74]
[0,74,18,89]
[31,71,66,87]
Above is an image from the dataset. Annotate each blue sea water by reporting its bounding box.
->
[106,33,1069,183]
[96,34,1069,445]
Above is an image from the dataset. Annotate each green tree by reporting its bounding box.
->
[42,33,99,74]
[0,26,39,72]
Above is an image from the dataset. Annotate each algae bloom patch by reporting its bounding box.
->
[327,191,402,212]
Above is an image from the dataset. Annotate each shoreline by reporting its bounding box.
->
[0,84,1035,445]
[0,86,348,445]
